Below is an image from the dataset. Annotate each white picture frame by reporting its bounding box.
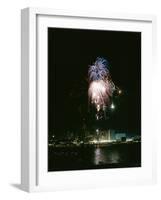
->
[21,7,157,192]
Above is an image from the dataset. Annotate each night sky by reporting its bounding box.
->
[48,28,141,138]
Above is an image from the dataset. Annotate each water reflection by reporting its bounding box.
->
[48,143,141,171]
[94,148,103,165]
[94,147,120,165]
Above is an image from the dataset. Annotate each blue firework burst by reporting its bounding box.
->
[88,57,110,82]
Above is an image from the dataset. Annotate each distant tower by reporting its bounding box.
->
[107,129,111,142]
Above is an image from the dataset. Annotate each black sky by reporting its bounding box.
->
[48,28,141,137]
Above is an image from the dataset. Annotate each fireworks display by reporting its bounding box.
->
[88,57,116,119]
[88,57,116,120]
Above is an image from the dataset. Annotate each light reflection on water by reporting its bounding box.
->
[94,147,120,165]
[49,143,141,171]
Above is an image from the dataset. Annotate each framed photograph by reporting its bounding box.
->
[21,8,156,192]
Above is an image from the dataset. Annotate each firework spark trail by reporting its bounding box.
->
[88,57,115,115]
